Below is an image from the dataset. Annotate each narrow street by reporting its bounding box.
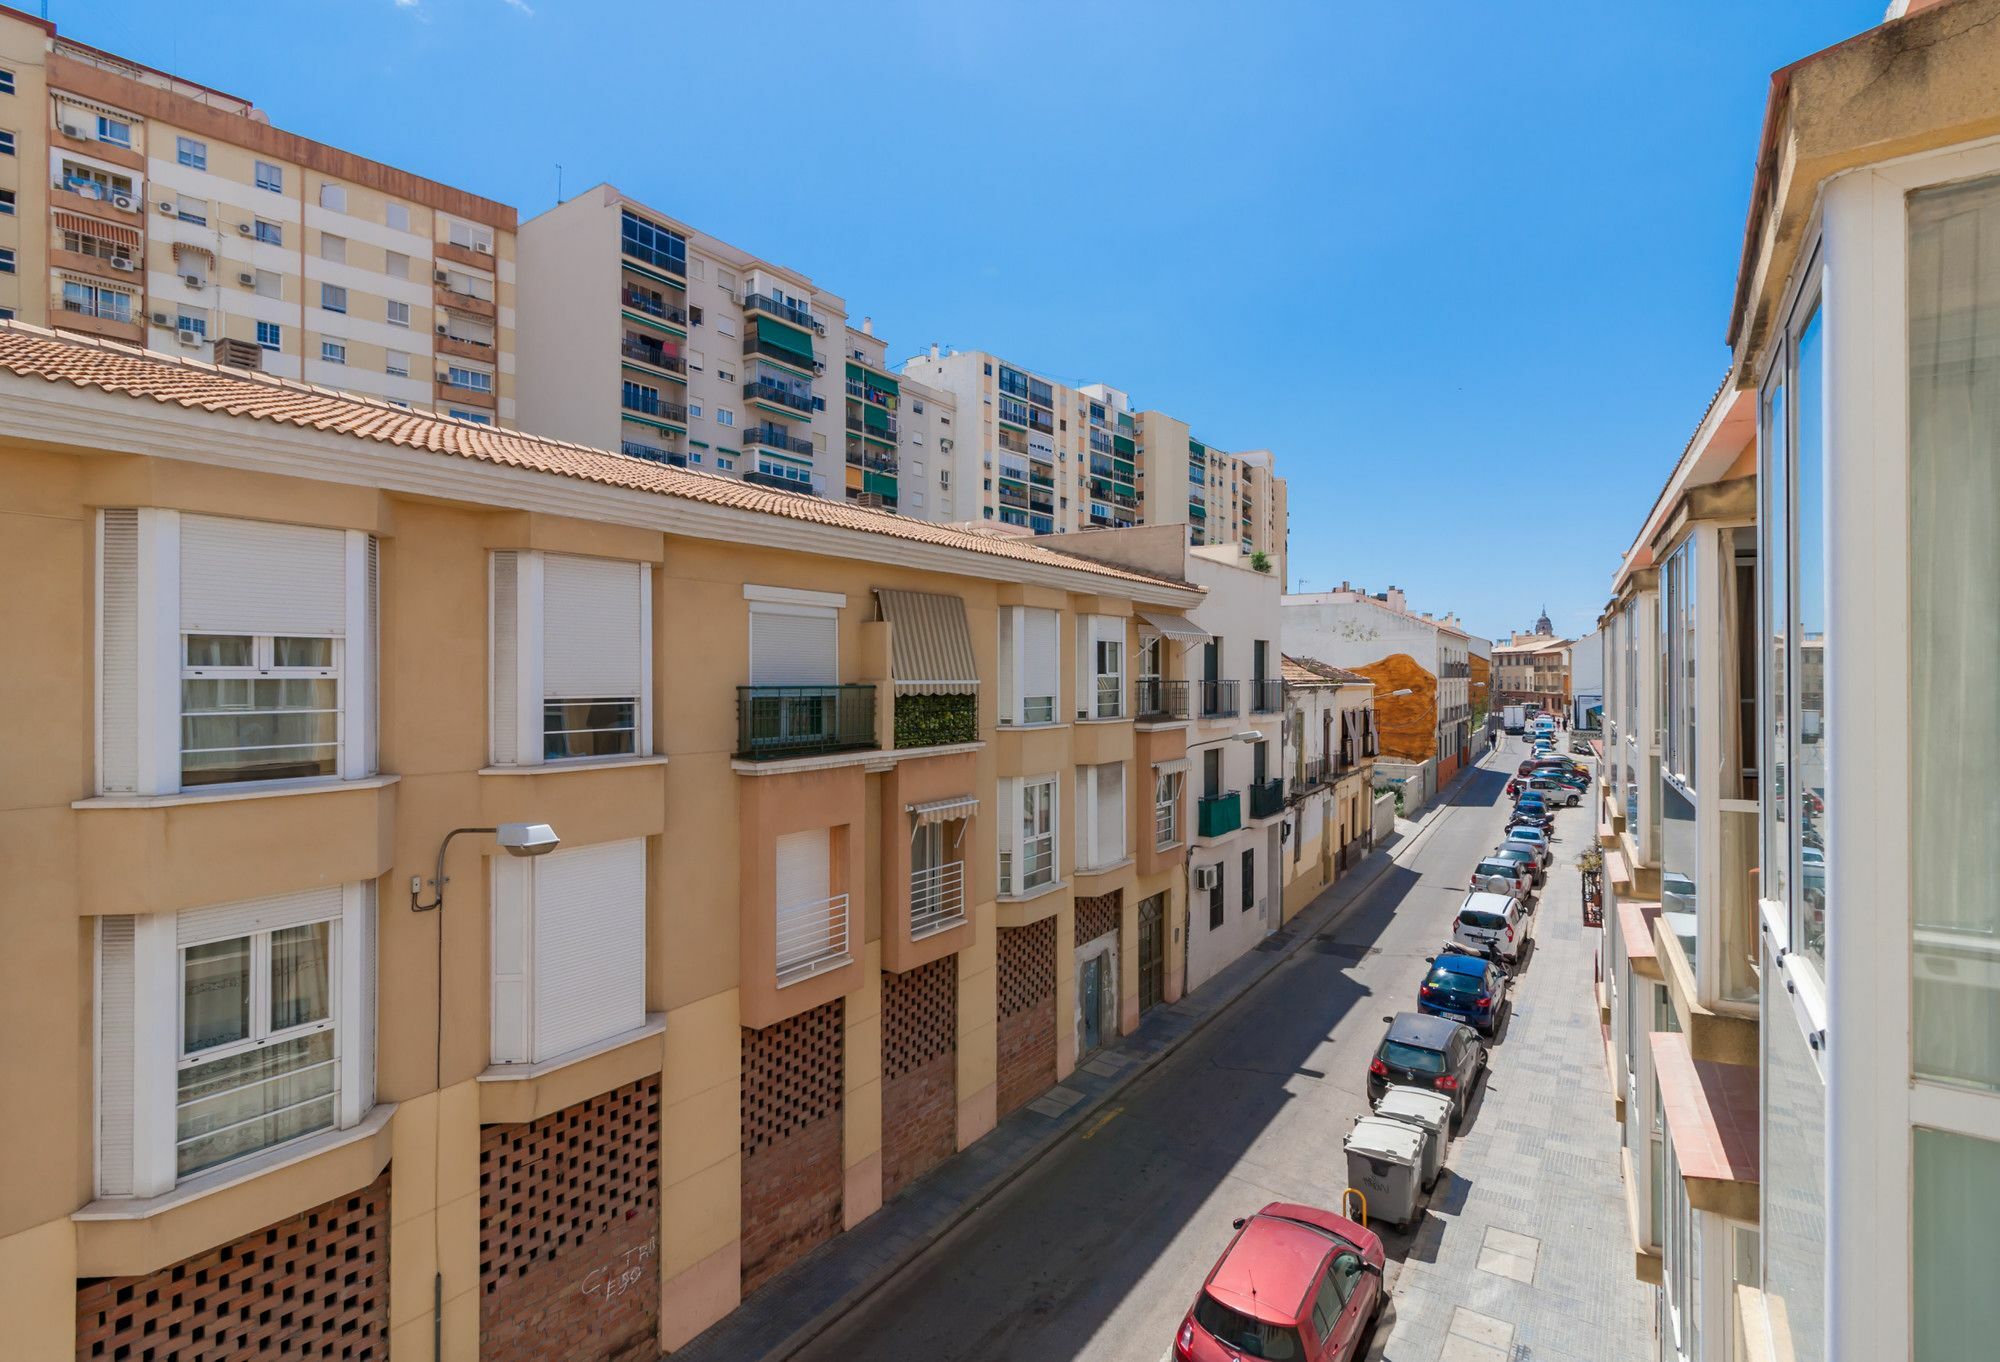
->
[793,739,1649,1362]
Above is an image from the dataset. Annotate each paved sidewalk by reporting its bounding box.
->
[669,777,1482,1361]
[1368,758,1652,1362]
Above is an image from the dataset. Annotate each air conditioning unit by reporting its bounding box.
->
[175,328,202,346]
[182,274,203,289]
[435,321,448,334]
[1193,864,1221,892]
[474,240,493,254]
[236,222,252,236]
[149,311,172,327]
[433,269,450,284]
[435,371,451,383]
[157,200,175,214]
[110,192,135,211]
[237,272,255,287]
[108,256,134,272]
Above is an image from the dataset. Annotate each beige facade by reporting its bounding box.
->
[1279,658,1378,918]
[0,10,516,421]
[838,321,959,516]
[0,324,1204,1357]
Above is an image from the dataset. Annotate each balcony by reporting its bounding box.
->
[1249,778,1286,820]
[910,862,967,940]
[1249,679,1282,714]
[744,379,814,415]
[621,288,688,326]
[1298,757,1328,789]
[621,440,686,466]
[744,333,821,371]
[736,685,876,759]
[743,291,821,332]
[776,894,851,984]
[1198,791,1242,838]
[1199,679,1240,719]
[622,391,687,423]
[846,411,898,441]
[1136,678,1188,721]
[846,446,897,473]
[746,424,814,457]
[742,468,819,494]
[621,339,687,375]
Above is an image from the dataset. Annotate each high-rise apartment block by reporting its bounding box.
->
[0,8,518,421]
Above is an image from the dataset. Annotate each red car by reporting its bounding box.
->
[1174,1202,1386,1361]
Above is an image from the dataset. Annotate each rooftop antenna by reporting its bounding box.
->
[555,163,563,204]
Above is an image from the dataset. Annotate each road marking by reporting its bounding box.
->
[1077,1105,1123,1140]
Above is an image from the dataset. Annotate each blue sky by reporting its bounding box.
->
[64,0,1884,641]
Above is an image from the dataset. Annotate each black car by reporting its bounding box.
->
[1418,953,1510,1037]
[1507,809,1555,835]
[1367,1012,1486,1127]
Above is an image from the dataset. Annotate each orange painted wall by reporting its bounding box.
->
[1342,653,1438,762]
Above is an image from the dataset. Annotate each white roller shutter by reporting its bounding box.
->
[1022,608,1059,708]
[531,839,646,1062]
[775,828,833,973]
[177,884,343,946]
[1096,763,1126,864]
[355,883,378,1111]
[180,514,347,636]
[364,536,380,776]
[490,551,521,765]
[750,606,837,686]
[96,916,136,1197]
[543,553,645,699]
[98,510,139,794]
[998,608,1017,719]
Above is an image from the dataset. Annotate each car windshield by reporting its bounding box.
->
[1380,1039,1447,1073]
[1494,849,1531,862]
[1427,967,1484,995]
[1459,909,1509,930]
[1193,1293,1303,1360]
[1475,861,1518,877]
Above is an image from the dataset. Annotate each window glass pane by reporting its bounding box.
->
[1761,963,1825,1361]
[272,636,333,668]
[176,1031,336,1176]
[1661,781,1697,972]
[1762,372,1790,919]
[1909,176,2000,1090]
[542,698,637,760]
[269,922,331,1031]
[182,938,250,1053]
[181,676,339,785]
[1914,1126,2000,1361]
[1792,304,1827,971]
[185,634,253,668]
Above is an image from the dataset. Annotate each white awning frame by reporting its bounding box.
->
[907,795,979,827]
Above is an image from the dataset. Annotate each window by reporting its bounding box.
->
[253,218,282,246]
[253,269,281,298]
[446,366,492,394]
[998,606,1059,724]
[255,321,281,351]
[716,408,735,428]
[176,136,207,170]
[450,410,491,425]
[0,187,14,214]
[180,632,335,784]
[1914,1127,2000,1360]
[0,68,13,95]
[320,233,346,264]
[384,250,409,280]
[489,550,651,766]
[1241,847,1256,913]
[385,299,410,328]
[385,202,409,232]
[1076,762,1126,870]
[620,209,686,272]
[255,160,282,192]
[95,115,132,147]
[1080,615,1124,719]
[490,839,647,1063]
[95,884,376,1195]
[715,456,734,471]
[446,216,494,254]
[1155,768,1183,848]
[998,776,1057,895]
[319,183,346,212]
[320,341,346,365]
[0,246,13,274]
[321,283,346,313]
[441,267,493,301]
[176,194,208,226]
[384,350,409,378]
[61,280,132,322]
[175,310,207,339]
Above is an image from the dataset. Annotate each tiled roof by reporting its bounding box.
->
[1282,654,1372,686]
[0,323,1195,593]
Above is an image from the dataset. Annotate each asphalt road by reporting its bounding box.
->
[794,736,1586,1362]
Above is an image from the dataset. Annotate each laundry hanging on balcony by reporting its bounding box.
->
[875,588,979,694]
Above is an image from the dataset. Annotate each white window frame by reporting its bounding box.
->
[175,135,206,170]
[1075,761,1127,871]
[385,350,410,378]
[446,216,495,254]
[999,605,1060,726]
[255,321,280,351]
[319,182,346,212]
[447,365,493,394]
[1079,614,1125,720]
[385,201,410,232]
[320,233,346,264]
[488,550,653,768]
[321,282,347,314]
[1155,768,1184,849]
[254,160,282,192]
[490,839,648,1065]
[997,774,1059,896]
[180,633,341,786]
[321,340,346,365]
[385,299,410,328]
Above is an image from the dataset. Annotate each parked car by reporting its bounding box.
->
[1503,829,1553,864]
[1569,734,1595,755]
[1450,890,1530,965]
[1489,844,1546,885]
[1524,776,1581,807]
[1532,761,1589,783]
[1507,810,1554,839]
[1419,952,1510,1035]
[1517,759,1539,778]
[1509,799,1554,826]
[1173,1203,1387,1362]
[1470,856,1533,899]
[1367,1011,1486,1126]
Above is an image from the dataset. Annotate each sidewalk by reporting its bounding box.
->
[669,778,1478,1361]
[1368,754,1652,1362]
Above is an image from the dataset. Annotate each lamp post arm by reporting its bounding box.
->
[410,826,498,912]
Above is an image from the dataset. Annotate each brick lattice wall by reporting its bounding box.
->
[76,1172,389,1362]
[881,957,958,1200]
[996,918,1058,1118]
[740,999,845,1294]
[1074,889,1122,947]
[480,1077,661,1362]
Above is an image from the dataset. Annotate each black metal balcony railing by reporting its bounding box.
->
[846,413,899,440]
[746,425,814,457]
[1199,679,1240,718]
[1249,777,1286,820]
[621,339,687,374]
[621,440,686,467]
[737,685,876,759]
[845,447,896,472]
[743,291,820,332]
[743,379,814,415]
[1249,679,1282,714]
[621,288,688,325]
[1299,757,1328,789]
[1135,678,1189,721]
[622,392,688,423]
[743,334,821,370]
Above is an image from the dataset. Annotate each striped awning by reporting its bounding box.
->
[1152,758,1190,778]
[172,242,215,266]
[907,795,978,826]
[876,588,979,695]
[53,211,139,247]
[1138,608,1210,644]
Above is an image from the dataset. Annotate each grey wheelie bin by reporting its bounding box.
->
[1372,1087,1454,1189]
[1343,1115,1427,1229]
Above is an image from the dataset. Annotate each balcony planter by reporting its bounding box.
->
[894,692,977,749]
[1198,791,1242,838]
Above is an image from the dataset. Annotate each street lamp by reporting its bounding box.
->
[410,822,561,913]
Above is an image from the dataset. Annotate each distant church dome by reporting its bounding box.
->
[1534,607,1553,636]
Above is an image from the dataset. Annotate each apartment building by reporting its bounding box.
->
[0,323,1207,1358]
[1597,4,2000,1358]
[1569,625,1604,730]
[1281,583,1479,806]
[838,320,959,516]
[899,346,1289,567]
[1279,657,1379,918]
[0,7,517,420]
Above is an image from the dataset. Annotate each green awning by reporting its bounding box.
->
[756,321,815,364]
[863,470,899,498]
[1113,435,1136,457]
[863,403,892,431]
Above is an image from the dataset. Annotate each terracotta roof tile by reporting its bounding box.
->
[1281,654,1373,686]
[0,323,1196,593]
